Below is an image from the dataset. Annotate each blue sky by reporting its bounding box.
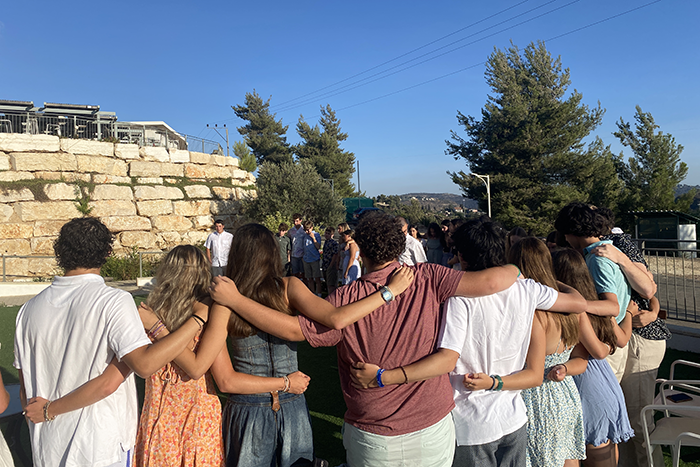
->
[1,0,697,197]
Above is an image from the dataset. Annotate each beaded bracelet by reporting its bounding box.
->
[43,400,56,422]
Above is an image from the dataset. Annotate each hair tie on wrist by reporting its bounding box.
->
[399,366,408,385]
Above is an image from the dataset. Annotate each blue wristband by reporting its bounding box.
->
[376,368,385,388]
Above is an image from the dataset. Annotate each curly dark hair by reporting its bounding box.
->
[453,216,506,271]
[353,212,405,265]
[554,202,606,238]
[54,217,114,271]
[595,207,615,235]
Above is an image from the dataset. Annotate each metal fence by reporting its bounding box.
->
[0,113,223,155]
[635,238,699,323]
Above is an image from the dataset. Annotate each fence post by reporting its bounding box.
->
[139,252,143,279]
[2,254,4,282]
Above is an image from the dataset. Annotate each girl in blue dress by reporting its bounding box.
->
[552,249,634,467]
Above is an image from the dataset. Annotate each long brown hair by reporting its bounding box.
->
[147,245,211,331]
[225,223,293,337]
[551,248,617,354]
[508,237,579,348]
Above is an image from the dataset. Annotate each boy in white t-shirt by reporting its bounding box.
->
[351,217,587,466]
[14,218,206,467]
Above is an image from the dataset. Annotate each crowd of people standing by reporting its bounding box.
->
[6,201,670,467]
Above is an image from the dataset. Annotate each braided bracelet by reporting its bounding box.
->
[282,375,290,393]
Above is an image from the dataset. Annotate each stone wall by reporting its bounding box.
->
[0,134,256,278]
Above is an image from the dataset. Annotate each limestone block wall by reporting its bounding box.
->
[0,134,256,278]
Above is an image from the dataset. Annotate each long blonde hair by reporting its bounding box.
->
[508,237,579,348]
[226,224,293,337]
[146,245,211,331]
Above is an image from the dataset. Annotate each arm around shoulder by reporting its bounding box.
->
[454,264,519,298]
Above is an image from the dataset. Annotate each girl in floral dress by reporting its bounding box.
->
[509,238,587,467]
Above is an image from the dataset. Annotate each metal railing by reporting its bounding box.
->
[634,238,699,323]
[1,252,165,282]
[0,113,224,155]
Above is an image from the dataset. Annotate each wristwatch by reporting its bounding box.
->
[379,286,394,303]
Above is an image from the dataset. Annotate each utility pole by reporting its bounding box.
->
[207,123,230,157]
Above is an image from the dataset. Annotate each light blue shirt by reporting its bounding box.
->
[584,240,631,324]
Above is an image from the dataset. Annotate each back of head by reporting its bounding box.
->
[226,223,291,337]
[54,217,114,272]
[148,245,211,331]
[554,202,605,238]
[354,213,405,265]
[551,248,617,353]
[507,237,557,289]
[509,237,579,347]
[595,207,615,236]
[453,216,506,271]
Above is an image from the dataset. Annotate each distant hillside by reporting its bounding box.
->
[398,192,478,211]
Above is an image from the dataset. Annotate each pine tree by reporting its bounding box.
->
[295,105,356,198]
[614,106,694,212]
[233,141,257,173]
[233,91,292,165]
[446,41,621,234]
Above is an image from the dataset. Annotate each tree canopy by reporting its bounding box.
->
[446,41,622,235]
[294,105,357,198]
[233,91,292,165]
[243,160,345,230]
[614,105,694,213]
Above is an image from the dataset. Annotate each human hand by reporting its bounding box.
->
[632,309,657,328]
[626,300,640,316]
[24,397,49,424]
[210,276,240,308]
[463,373,493,391]
[286,371,310,394]
[546,364,568,382]
[590,244,626,265]
[386,266,415,297]
[138,303,159,330]
[350,362,381,389]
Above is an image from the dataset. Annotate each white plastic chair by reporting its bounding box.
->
[654,360,700,417]
[641,404,700,467]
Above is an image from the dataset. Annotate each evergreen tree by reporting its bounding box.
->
[233,90,292,165]
[294,105,356,198]
[614,106,694,212]
[244,160,345,229]
[233,141,257,173]
[446,41,621,235]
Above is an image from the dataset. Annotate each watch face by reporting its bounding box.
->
[380,287,393,302]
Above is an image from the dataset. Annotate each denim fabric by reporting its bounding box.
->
[230,332,298,380]
[223,392,314,467]
[453,425,526,467]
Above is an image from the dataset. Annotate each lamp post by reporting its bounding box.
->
[472,173,491,218]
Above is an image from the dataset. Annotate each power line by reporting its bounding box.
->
[272,0,532,109]
[274,0,573,114]
[292,0,664,118]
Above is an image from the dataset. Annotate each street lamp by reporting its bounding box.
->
[472,173,491,218]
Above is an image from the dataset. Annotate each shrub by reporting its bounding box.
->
[101,247,162,281]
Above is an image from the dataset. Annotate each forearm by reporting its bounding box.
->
[550,282,587,314]
[619,260,656,299]
[210,346,285,394]
[455,264,519,297]
[124,318,202,377]
[614,312,633,347]
[382,348,459,386]
[0,373,9,413]
[587,294,619,317]
[563,356,588,377]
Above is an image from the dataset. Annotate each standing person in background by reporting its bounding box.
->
[322,227,339,295]
[425,223,444,264]
[205,219,233,277]
[302,221,323,296]
[290,214,306,281]
[335,223,350,283]
[397,217,427,266]
[340,229,361,285]
[277,223,292,276]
